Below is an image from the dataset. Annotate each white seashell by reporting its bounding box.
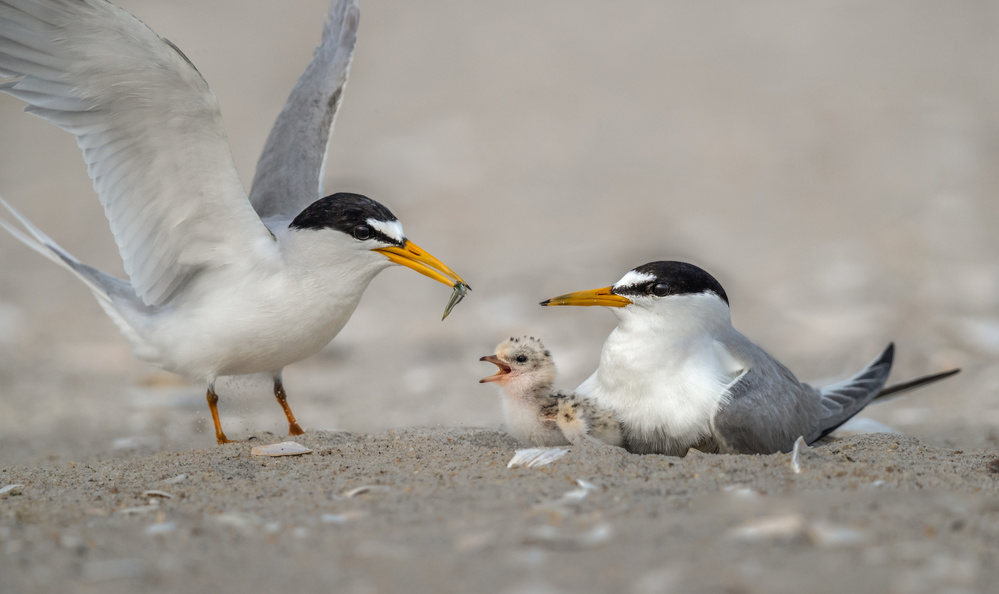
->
[141,490,173,499]
[161,474,187,485]
[342,485,390,498]
[806,521,870,548]
[213,513,260,531]
[526,521,614,549]
[250,441,312,457]
[116,504,160,515]
[726,514,807,543]
[559,479,599,503]
[508,448,569,469]
[145,522,176,535]
[0,484,24,497]
[264,522,282,534]
[59,535,85,551]
[722,485,762,499]
[320,510,366,524]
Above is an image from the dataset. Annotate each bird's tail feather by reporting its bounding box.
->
[0,194,149,350]
[875,368,960,401]
[812,343,894,442]
[0,194,111,302]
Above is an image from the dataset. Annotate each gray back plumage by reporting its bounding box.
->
[712,334,893,454]
[711,331,824,454]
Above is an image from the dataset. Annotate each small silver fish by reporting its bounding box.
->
[442,281,470,320]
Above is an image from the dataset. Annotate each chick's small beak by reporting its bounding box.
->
[479,355,511,383]
[374,239,469,288]
[539,286,632,307]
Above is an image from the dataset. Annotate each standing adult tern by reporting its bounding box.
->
[0,0,469,443]
[541,261,958,456]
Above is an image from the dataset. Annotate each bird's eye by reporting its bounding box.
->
[651,283,670,297]
[353,225,372,240]
[515,355,528,363]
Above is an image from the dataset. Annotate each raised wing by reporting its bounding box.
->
[248,0,360,224]
[0,0,274,306]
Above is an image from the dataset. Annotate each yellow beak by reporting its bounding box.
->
[374,240,468,288]
[540,286,632,307]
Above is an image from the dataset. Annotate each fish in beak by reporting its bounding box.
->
[374,239,471,318]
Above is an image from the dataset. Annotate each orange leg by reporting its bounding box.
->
[273,377,304,436]
[205,384,233,444]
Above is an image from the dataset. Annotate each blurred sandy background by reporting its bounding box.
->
[1,0,997,460]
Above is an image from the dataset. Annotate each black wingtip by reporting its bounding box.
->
[880,342,896,367]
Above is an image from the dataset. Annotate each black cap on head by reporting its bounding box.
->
[614,261,729,304]
[290,193,402,244]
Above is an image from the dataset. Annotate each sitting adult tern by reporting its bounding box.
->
[541,261,958,456]
[0,0,468,443]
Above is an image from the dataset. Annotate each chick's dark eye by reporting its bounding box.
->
[353,225,372,240]
[515,355,528,363]
[651,283,670,297]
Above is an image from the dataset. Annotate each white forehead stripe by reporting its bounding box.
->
[613,270,655,290]
[368,218,405,243]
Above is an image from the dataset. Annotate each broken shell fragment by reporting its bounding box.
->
[141,490,174,499]
[251,441,313,457]
[342,485,390,498]
[0,484,24,497]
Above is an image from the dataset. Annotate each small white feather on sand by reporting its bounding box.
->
[507,448,569,468]
[790,436,807,474]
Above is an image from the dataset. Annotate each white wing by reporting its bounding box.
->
[248,0,359,224]
[0,0,274,306]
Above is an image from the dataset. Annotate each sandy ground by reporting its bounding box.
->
[1,0,998,592]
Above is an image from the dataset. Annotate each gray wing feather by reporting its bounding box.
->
[808,343,894,442]
[713,340,894,453]
[0,0,274,307]
[249,0,360,223]
[711,333,823,454]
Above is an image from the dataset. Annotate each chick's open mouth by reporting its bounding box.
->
[478,355,511,383]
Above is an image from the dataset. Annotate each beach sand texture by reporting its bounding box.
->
[0,1,997,591]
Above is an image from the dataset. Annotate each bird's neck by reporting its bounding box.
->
[591,296,738,402]
[615,299,731,349]
[500,375,555,406]
[279,230,389,305]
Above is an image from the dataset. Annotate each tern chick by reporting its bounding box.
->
[542,261,960,456]
[0,0,469,443]
[479,337,623,447]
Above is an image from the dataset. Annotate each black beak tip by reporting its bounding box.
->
[539,299,550,306]
[478,356,488,362]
